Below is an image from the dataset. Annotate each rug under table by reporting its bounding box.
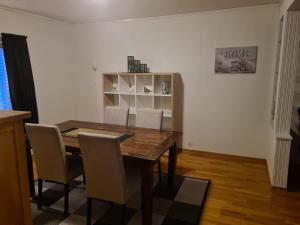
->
[31,174,210,225]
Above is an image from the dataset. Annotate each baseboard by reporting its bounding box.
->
[179,148,267,163]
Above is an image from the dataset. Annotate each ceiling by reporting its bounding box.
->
[0,0,280,24]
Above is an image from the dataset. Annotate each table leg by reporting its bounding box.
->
[168,143,177,190]
[141,160,153,225]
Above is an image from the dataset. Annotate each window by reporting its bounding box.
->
[0,46,12,110]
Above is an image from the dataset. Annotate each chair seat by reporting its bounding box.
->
[66,154,84,182]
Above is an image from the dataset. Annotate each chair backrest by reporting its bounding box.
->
[78,133,127,204]
[25,123,67,183]
[135,108,163,130]
[104,106,129,126]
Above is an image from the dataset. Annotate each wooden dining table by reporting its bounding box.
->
[56,120,179,225]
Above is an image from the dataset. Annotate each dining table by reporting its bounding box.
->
[56,120,179,225]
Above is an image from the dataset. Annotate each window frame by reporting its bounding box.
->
[0,43,13,110]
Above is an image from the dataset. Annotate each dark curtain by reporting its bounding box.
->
[1,33,39,123]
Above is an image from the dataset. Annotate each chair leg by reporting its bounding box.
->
[37,179,43,210]
[158,159,162,183]
[64,184,69,216]
[87,198,92,225]
[121,204,126,225]
[83,172,86,185]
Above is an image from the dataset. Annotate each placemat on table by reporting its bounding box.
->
[62,127,132,142]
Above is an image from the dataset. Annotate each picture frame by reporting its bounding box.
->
[215,46,258,74]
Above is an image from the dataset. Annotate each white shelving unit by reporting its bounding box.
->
[102,72,183,132]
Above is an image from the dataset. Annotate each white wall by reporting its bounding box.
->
[0,7,78,124]
[73,5,279,158]
[0,5,280,160]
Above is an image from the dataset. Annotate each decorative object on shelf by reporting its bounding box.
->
[144,85,152,94]
[127,56,150,73]
[135,60,141,73]
[161,81,170,95]
[112,83,118,91]
[141,64,147,73]
[127,56,135,73]
[215,46,258,74]
[129,82,135,94]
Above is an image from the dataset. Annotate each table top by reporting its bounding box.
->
[57,120,177,161]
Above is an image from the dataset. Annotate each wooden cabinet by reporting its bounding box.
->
[0,111,32,225]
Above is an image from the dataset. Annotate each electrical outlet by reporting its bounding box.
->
[188,140,193,148]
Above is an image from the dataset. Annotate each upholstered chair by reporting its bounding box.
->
[135,108,163,130]
[104,106,129,126]
[78,133,140,225]
[136,108,164,182]
[25,123,84,216]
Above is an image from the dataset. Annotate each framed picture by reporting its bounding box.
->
[215,46,258,74]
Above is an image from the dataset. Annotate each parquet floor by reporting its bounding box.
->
[33,150,300,225]
[160,150,300,225]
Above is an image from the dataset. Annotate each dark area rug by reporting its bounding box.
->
[31,174,210,225]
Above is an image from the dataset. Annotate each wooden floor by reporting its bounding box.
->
[33,150,300,224]
[160,150,300,225]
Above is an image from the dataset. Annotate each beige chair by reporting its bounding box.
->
[78,133,140,225]
[25,123,84,216]
[104,106,129,126]
[135,108,163,130]
[136,108,164,182]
